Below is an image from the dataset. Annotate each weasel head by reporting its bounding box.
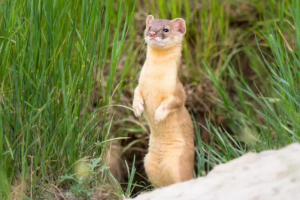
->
[144,15,186,49]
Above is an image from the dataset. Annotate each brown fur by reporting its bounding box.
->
[132,15,194,187]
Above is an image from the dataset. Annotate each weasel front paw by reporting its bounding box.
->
[154,105,169,124]
[132,96,144,117]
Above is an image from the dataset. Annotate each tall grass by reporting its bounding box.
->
[195,0,300,176]
[0,0,134,198]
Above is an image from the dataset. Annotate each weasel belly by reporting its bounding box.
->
[139,62,177,124]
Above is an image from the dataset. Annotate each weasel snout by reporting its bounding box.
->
[149,31,156,37]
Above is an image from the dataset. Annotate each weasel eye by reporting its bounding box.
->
[149,27,151,30]
[163,28,169,32]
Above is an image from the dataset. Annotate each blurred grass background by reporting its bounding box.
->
[1,0,300,199]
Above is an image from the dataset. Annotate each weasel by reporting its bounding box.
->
[132,15,194,187]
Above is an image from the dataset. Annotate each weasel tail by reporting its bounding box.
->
[132,15,194,187]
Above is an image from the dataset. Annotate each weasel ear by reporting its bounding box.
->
[172,18,186,35]
[146,15,154,27]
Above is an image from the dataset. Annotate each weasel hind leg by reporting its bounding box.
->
[144,153,163,187]
[160,154,182,186]
[161,151,193,186]
[145,150,194,187]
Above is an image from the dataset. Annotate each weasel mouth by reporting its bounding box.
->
[146,36,168,47]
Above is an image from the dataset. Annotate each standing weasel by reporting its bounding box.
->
[132,15,194,186]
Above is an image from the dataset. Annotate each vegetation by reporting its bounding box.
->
[0,0,299,199]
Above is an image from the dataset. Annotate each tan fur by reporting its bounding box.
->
[133,16,194,187]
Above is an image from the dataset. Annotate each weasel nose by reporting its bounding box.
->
[149,31,156,37]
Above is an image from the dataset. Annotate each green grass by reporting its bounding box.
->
[1,0,300,199]
[0,0,135,198]
[195,0,300,175]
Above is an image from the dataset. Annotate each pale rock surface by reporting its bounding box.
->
[131,143,300,200]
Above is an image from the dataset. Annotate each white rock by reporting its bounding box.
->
[131,143,300,200]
